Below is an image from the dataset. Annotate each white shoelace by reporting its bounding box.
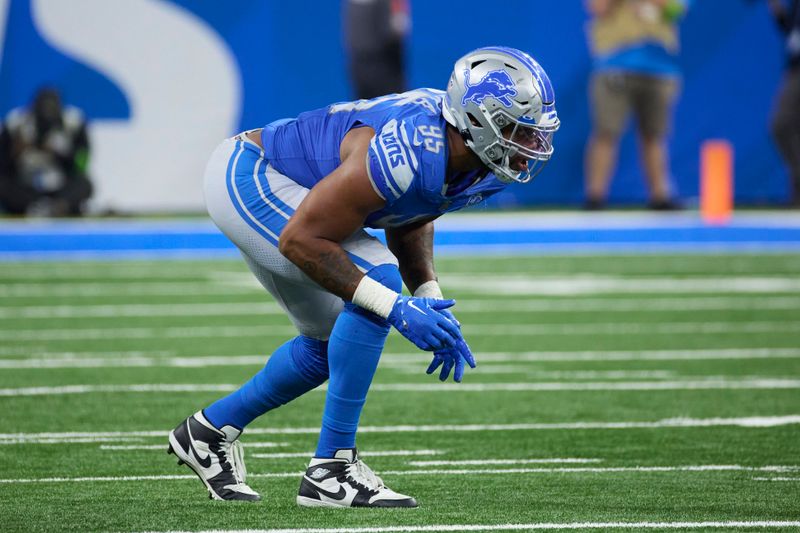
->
[226,440,247,484]
[347,459,384,490]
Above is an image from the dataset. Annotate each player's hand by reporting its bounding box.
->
[425,309,476,382]
[386,296,463,351]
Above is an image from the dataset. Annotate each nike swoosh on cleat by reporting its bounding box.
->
[186,422,213,469]
[303,477,348,501]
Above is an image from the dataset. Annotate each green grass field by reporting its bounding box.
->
[1,253,799,532]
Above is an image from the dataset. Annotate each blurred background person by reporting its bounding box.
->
[0,87,92,217]
[343,0,410,99]
[768,0,800,207]
[584,0,689,210]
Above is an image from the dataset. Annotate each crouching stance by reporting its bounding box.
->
[168,46,559,507]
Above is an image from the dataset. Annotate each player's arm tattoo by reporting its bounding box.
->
[299,247,362,299]
[385,220,437,293]
[278,126,382,300]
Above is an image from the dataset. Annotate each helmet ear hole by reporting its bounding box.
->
[466,113,481,127]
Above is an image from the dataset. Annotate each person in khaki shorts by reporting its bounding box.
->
[768,0,800,207]
[584,0,689,210]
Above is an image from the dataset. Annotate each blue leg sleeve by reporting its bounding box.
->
[204,335,329,430]
[315,263,401,457]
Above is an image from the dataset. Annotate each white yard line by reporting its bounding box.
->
[0,282,255,297]
[374,465,800,475]
[0,355,266,369]
[2,415,798,444]
[0,357,161,369]
[0,266,243,280]
[2,436,168,445]
[3,321,800,341]
[753,477,800,481]
[0,349,175,358]
[439,275,800,295]
[380,348,800,363]
[391,368,677,378]
[3,348,800,370]
[0,302,282,319]
[461,322,800,336]
[2,296,799,319]
[0,325,297,341]
[10,437,150,445]
[454,296,800,312]
[100,442,289,450]
[0,384,237,396]
[251,450,443,459]
[367,379,800,392]
[212,268,800,294]
[408,459,602,466]
[1,465,798,485]
[135,521,800,532]
[2,379,800,397]
[0,474,200,483]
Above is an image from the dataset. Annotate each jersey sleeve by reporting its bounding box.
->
[366,118,420,205]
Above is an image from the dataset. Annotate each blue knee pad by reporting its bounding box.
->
[290,336,329,384]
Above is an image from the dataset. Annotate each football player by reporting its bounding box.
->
[167,46,559,508]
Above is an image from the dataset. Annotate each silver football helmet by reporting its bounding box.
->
[442,46,560,183]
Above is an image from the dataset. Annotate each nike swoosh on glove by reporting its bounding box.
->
[386,296,464,351]
[425,309,476,382]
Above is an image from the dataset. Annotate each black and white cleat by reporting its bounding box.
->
[297,448,417,508]
[167,410,260,502]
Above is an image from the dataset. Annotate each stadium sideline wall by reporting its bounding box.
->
[0,0,788,212]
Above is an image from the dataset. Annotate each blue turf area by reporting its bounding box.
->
[2,211,800,260]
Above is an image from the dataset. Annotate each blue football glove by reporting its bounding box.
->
[425,309,476,382]
[386,296,463,351]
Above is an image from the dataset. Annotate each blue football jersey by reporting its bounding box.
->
[260,89,508,228]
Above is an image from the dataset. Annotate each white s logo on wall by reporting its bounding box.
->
[30,0,242,212]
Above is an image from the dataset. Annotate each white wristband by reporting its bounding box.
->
[352,276,399,319]
[413,280,443,299]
